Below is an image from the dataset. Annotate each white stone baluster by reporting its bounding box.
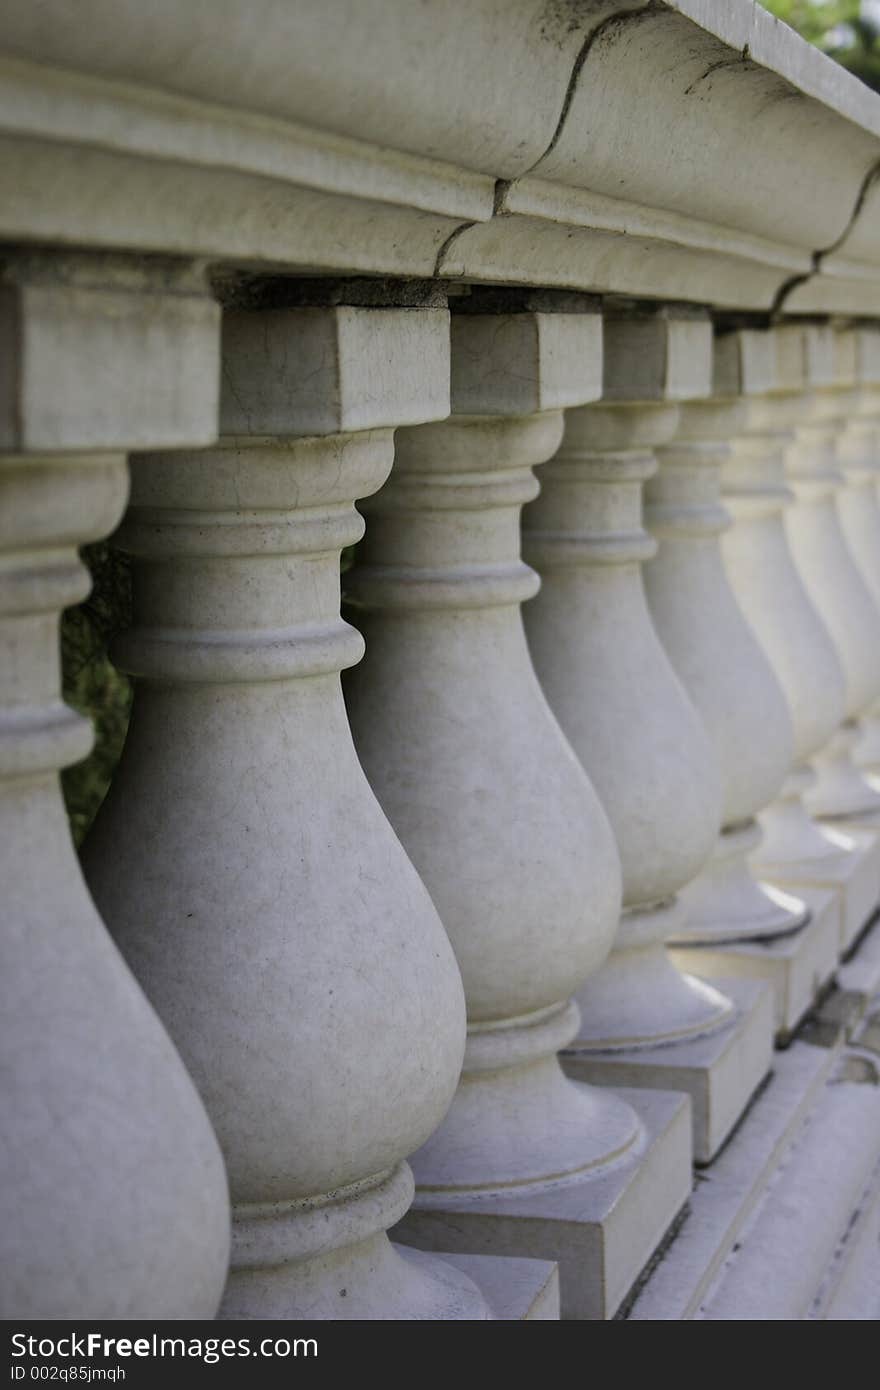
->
[345,295,691,1321]
[669,326,848,1017]
[708,326,878,965]
[837,327,880,777]
[0,253,230,1318]
[83,290,499,1320]
[522,307,768,1160]
[782,325,880,838]
[644,383,806,948]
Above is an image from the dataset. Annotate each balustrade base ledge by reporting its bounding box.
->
[630,915,880,1319]
[564,979,774,1165]
[626,1034,851,1318]
[392,1089,691,1322]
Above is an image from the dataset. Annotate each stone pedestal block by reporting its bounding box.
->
[758,826,880,956]
[395,1089,691,1321]
[564,978,773,1165]
[670,888,840,1041]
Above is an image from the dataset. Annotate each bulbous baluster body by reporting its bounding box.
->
[719,395,849,872]
[523,400,730,1046]
[1,453,230,1318]
[835,362,880,776]
[645,401,804,944]
[84,302,490,1320]
[1,253,231,1319]
[784,375,880,821]
[345,410,636,1191]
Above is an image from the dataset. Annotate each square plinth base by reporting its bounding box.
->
[756,825,880,954]
[393,1088,691,1321]
[562,978,773,1165]
[668,889,839,1043]
[836,914,880,1016]
[433,1251,560,1320]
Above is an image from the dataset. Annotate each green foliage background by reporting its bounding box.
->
[61,544,132,847]
[764,1,880,91]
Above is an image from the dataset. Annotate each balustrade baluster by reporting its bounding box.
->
[84,285,509,1320]
[643,370,805,954]
[0,252,230,1319]
[345,293,691,1321]
[836,328,880,783]
[667,325,853,1013]
[522,306,771,1159]
[781,328,880,885]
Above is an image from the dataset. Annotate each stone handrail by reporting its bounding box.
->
[0,1,879,310]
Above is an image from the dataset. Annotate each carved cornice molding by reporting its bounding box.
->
[1,1,879,312]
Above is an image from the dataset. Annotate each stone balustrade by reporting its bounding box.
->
[3,0,880,1323]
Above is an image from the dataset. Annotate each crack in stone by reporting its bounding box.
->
[436,3,879,324]
[773,156,880,319]
[525,0,661,174]
[682,53,752,97]
[432,219,478,278]
[434,4,659,279]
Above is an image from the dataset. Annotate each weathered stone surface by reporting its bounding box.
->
[565,979,773,1166]
[523,310,749,1117]
[0,254,219,452]
[0,253,230,1319]
[396,1089,691,1322]
[782,327,880,832]
[670,888,840,1040]
[714,325,880,963]
[83,304,493,1319]
[645,395,802,945]
[346,306,690,1311]
[1,2,880,308]
[4,0,880,1327]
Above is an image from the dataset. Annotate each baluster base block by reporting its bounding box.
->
[669,887,840,1042]
[808,822,880,949]
[430,1252,560,1320]
[753,823,880,954]
[563,979,773,1164]
[223,1232,494,1322]
[672,824,810,946]
[836,913,880,1015]
[393,1089,691,1321]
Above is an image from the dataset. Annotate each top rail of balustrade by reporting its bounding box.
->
[1,1,878,314]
